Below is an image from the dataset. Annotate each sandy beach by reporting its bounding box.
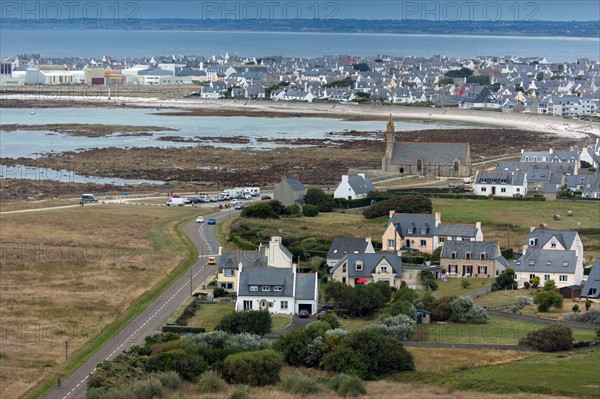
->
[2,95,599,139]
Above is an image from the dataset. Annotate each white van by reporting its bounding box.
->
[166,197,186,206]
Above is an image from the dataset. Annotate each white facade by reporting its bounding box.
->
[266,237,293,268]
[474,176,528,197]
[515,269,584,289]
[334,174,372,200]
[235,295,295,315]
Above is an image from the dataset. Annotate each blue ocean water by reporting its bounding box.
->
[1,29,598,61]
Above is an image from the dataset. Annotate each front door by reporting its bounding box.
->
[492,186,496,195]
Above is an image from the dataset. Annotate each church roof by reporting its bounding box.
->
[391,142,469,165]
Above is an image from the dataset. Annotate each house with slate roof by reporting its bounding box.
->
[382,211,483,254]
[512,228,585,288]
[235,264,318,315]
[273,177,306,207]
[331,253,403,287]
[474,171,528,197]
[381,115,471,177]
[326,237,376,267]
[333,174,376,200]
[441,241,507,278]
[216,236,292,290]
[580,258,600,300]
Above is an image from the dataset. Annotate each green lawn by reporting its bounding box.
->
[421,314,596,345]
[447,346,600,398]
[272,316,292,331]
[428,278,493,299]
[340,317,377,331]
[187,303,235,331]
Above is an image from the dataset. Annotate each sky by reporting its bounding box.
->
[3,1,600,21]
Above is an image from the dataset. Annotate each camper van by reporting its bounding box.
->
[81,194,98,203]
[166,196,186,206]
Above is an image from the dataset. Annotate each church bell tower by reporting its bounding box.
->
[385,113,395,159]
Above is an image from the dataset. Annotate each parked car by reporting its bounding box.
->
[234,203,245,210]
[207,218,217,225]
[230,199,239,205]
[243,194,252,200]
[448,182,457,188]
[166,197,186,206]
[81,193,98,203]
[209,196,218,202]
[261,195,272,200]
[196,216,205,223]
[298,309,310,318]
[400,246,417,253]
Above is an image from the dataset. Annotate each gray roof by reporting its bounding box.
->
[434,223,478,238]
[347,175,376,196]
[526,229,579,250]
[295,274,317,300]
[218,251,266,273]
[284,178,305,192]
[238,267,294,297]
[581,259,600,299]
[475,171,526,186]
[391,142,469,165]
[513,249,578,274]
[388,213,436,238]
[496,255,510,268]
[327,237,371,260]
[441,241,499,260]
[330,253,402,277]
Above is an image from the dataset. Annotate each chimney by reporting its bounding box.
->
[389,210,396,218]
[549,148,553,154]
[476,222,481,230]
[218,246,223,256]
[435,212,441,226]
[530,226,536,232]
[365,237,371,243]
[341,175,349,182]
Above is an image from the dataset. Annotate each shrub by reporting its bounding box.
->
[303,204,320,217]
[280,371,321,396]
[534,290,563,312]
[241,203,279,219]
[145,350,207,381]
[362,195,432,219]
[492,268,517,291]
[327,374,367,397]
[216,310,272,335]
[320,312,342,329]
[87,351,145,390]
[529,276,540,288]
[519,324,573,351]
[273,321,330,366]
[322,328,414,379]
[461,280,471,289]
[585,299,592,311]
[150,371,181,391]
[572,304,580,312]
[227,385,250,399]
[425,296,455,322]
[374,314,416,341]
[197,370,225,393]
[223,349,284,386]
[523,281,531,289]
[213,287,227,298]
[515,295,533,309]
[285,204,300,216]
[543,279,557,291]
[449,296,488,324]
[563,308,600,324]
[130,377,165,399]
[144,332,180,347]
[304,188,335,212]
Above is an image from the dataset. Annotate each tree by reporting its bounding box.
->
[536,71,544,81]
[285,204,300,216]
[444,67,473,78]
[529,276,541,288]
[543,279,556,291]
[241,203,278,219]
[492,268,517,291]
[420,270,438,291]
[437,77,454,85]
[363,195,432,219]
[449,296,488,324]
[374,314,416,341]
[466,75,490,85]
[272,322,330,367]
[304,188,335,212]
[519,324,573,352]
[533,290,563,312]
[302,204,319,217]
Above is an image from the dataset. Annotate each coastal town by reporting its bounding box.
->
[1,53,599,116]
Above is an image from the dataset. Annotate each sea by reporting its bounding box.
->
[1,29,598,61]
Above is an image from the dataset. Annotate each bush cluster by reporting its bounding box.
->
[374,314,416,341]
[563,308,600,324]
[327,374,367,397]
[215,310,272,335]
[362,194,432,219]
[280,371,321,396]
[519,324,573,351]
[449,296,489,324]
[223,349,284,386]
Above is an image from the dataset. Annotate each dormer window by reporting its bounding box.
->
[451,252,457,259]
[465,252,472,260]
[355,261,363,271]
[480,253,486,260]
[262,286,270,291]
[546,261,552,266]
[274,286,282,292]
[420,228,427,234]
[562,261,569,267]
[529,239,537,246]
[529,260,535,266]
[250,286,258,291]
[407,228,414,234]
[551,243,556,248]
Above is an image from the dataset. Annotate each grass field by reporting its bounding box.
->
[431,277,493,298]
[0,205,201,399]
[408,347,531,373]
[0,199,69,212]
[186,303,290,332]
[446,346,600,398]
[432,198,600,262]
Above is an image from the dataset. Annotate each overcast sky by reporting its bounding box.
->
[128,1,599,21]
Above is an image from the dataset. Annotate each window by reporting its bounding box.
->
[454,161,459,172]
[462,237,470,241]
[342,264,347,273]
[355,261,363,271]
[274,286,282,292]
[465,252,472,260]
[249,286,258,291]
[481,187,487,192]
[407,228,414,234]
[387,239,395,250]
[439,237,445,243]
[559,275,568,282]
[589,288,598,296]
[342,277,346,283]
[381,266,387,274]
[420,240,426,247]
[477,266,488,275]
[516,188,521,192]
[546,261,552,267]
[224,269,235,277]
[480,253,486,260]
[451,252,457,259]
[562,261,569,267]
[420,228,427,234]
[529,274,536,279]
[501,188,506,193]
[529,260,535,266]
[551,243,556,248]
[544,274,550,281]
[262,286,270,291]
[449,265,458,273]
[243,300,253,310]
[281,301,288,309]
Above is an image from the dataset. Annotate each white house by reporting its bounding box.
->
[235,264,318,315]
[474,171,528,197]
[333,174,376,200]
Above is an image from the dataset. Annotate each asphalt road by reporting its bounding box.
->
[46,208,240,399]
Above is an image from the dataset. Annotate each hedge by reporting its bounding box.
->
[161,326,206,334]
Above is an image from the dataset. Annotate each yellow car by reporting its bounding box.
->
[207,256,217,265]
